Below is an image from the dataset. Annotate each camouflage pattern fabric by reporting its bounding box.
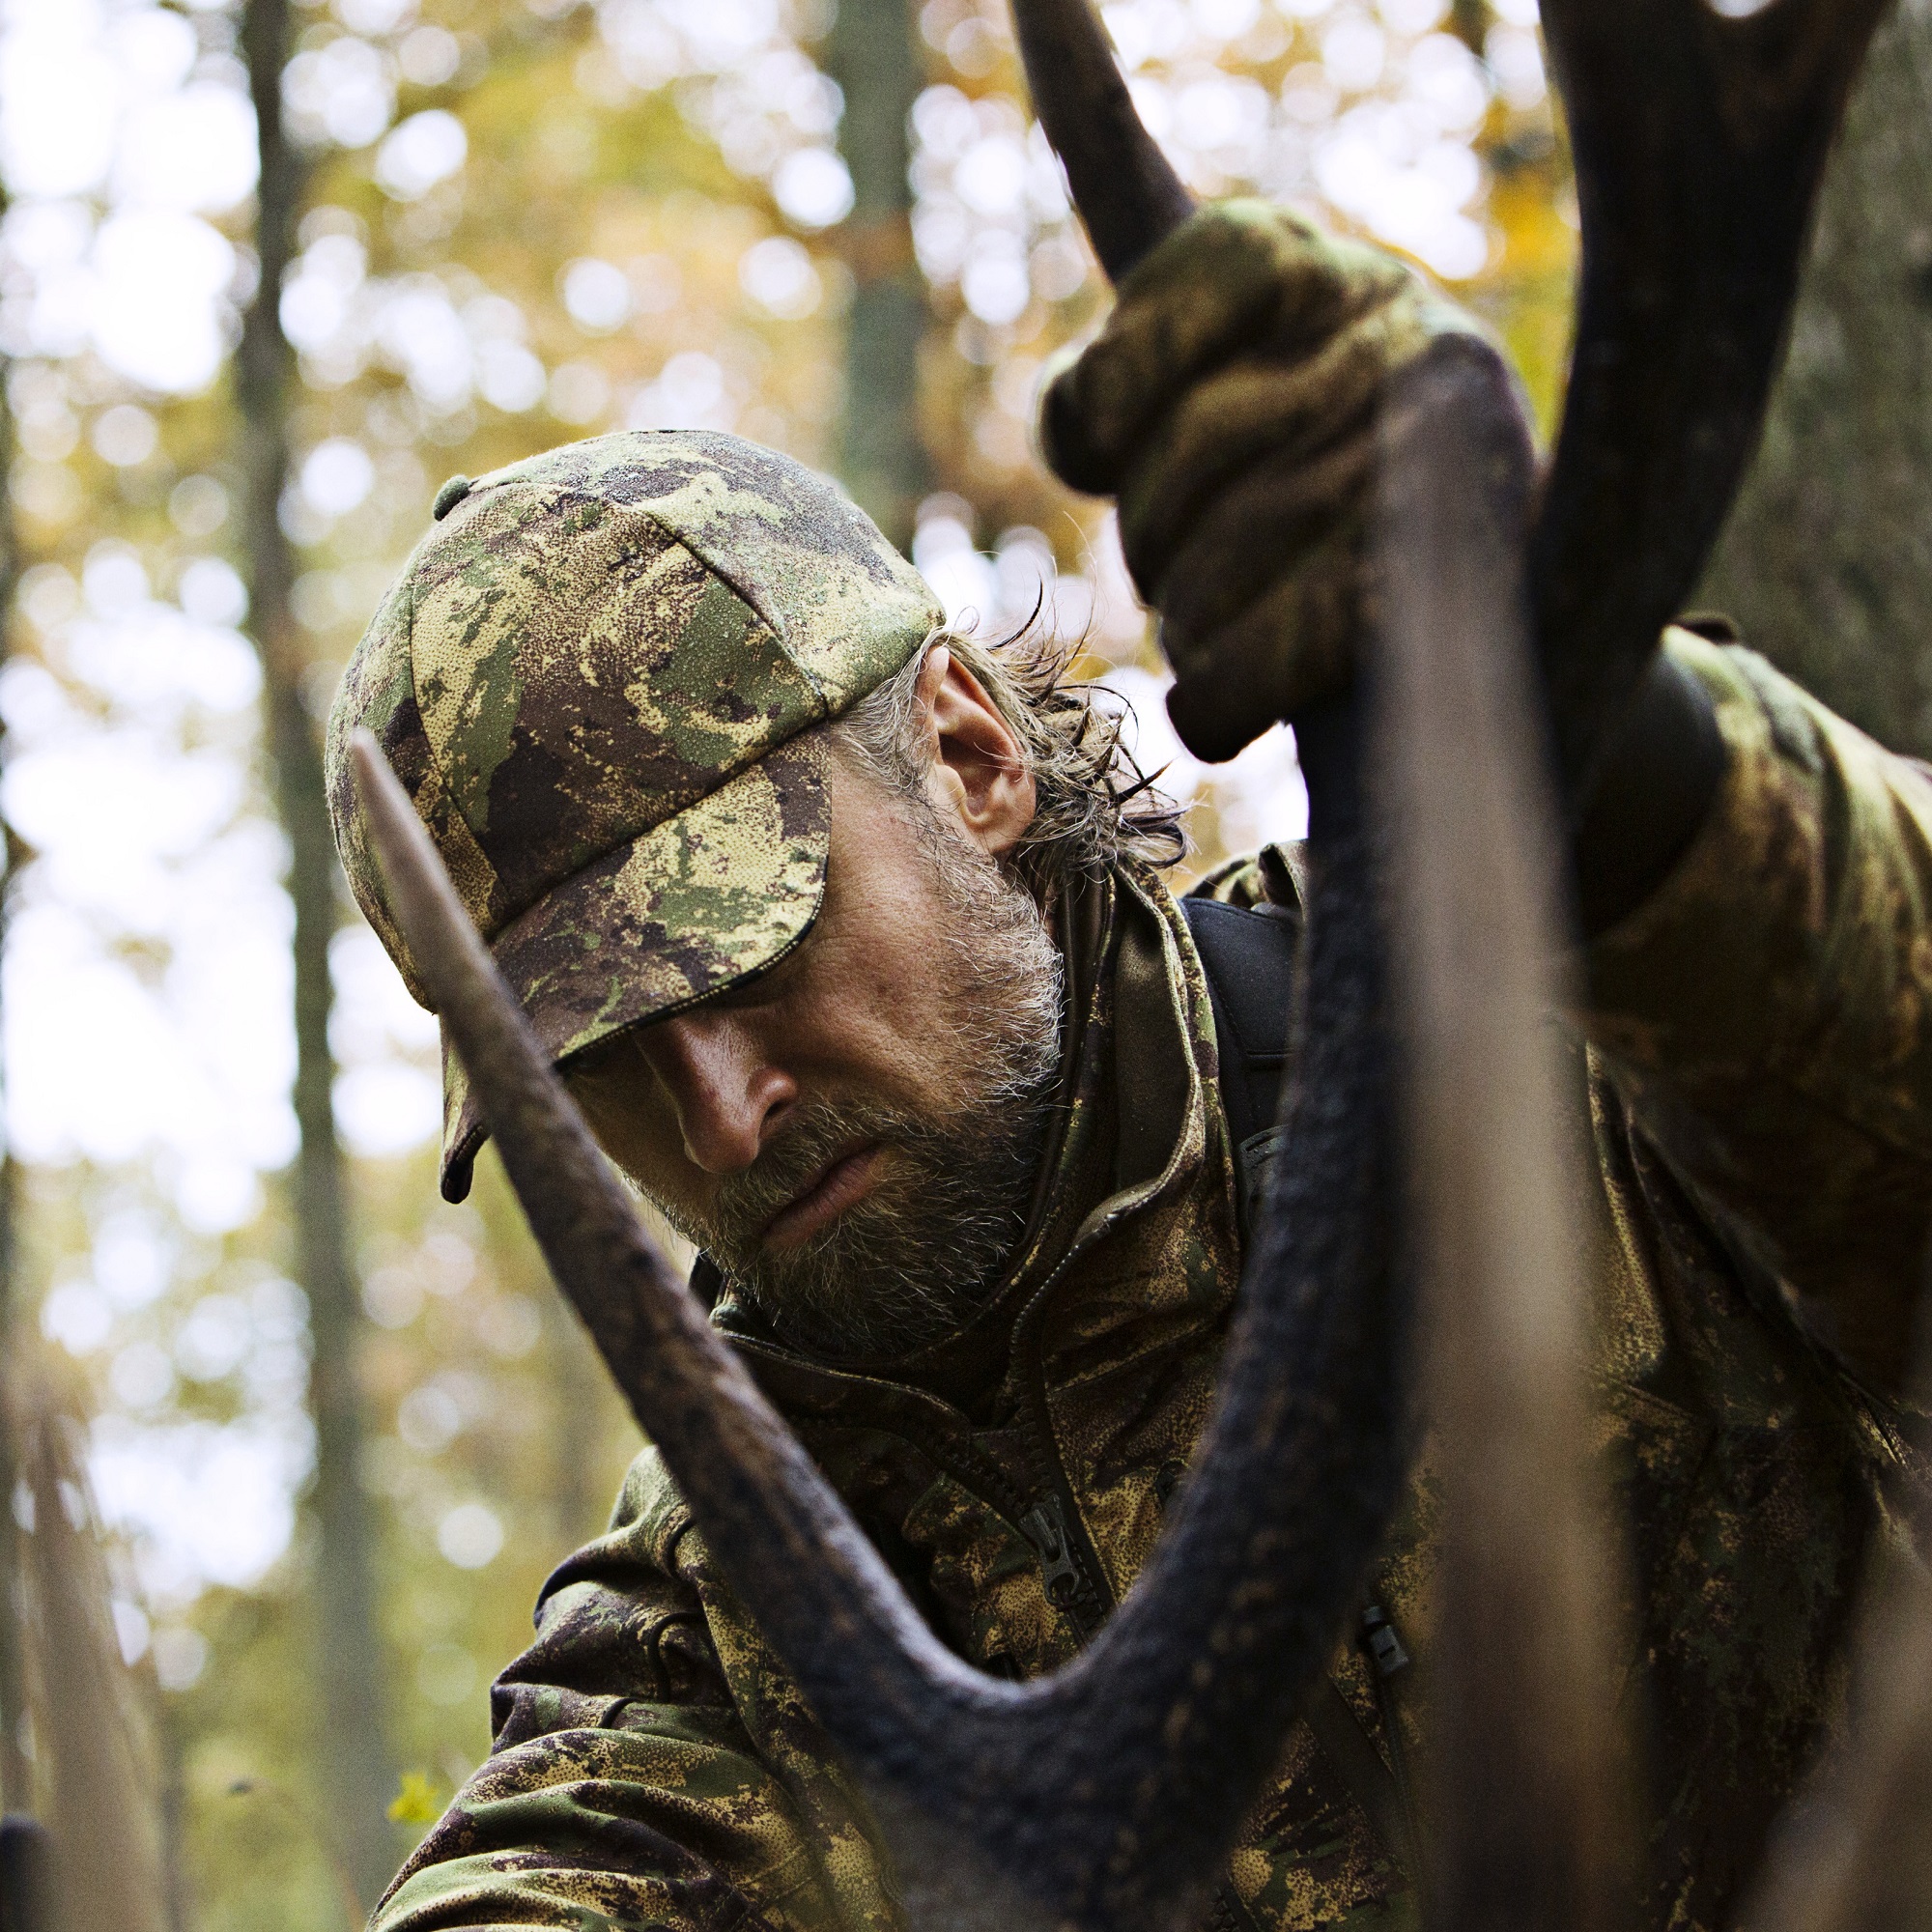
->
[1037,200,1487,762]
[323,431,942,1201]
[373,629,1932,1932]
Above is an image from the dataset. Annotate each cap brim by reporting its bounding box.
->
[437,734,828,1201]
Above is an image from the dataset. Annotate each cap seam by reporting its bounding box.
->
[481,473,836,724]
[652,516,834,728]
[485,543,824,927]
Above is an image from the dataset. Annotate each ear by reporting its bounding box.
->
[912,645,1038,858]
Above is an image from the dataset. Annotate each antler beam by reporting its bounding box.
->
[1372,341,1630,1932]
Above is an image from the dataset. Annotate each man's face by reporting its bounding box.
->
[566,661,1064,1359]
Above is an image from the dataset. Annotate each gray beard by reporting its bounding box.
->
[668,825,1065,1362]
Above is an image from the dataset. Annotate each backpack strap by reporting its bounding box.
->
[1179,894,1300,1239]
[1180,891,1422,1872]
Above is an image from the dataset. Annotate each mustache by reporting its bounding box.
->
[696,1101,929,1263]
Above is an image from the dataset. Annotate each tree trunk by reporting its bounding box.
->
[0,181,31,1822]
[824,0,929,550]
[17,1404,168,1932]
[548,1305,608,1551]
[239,0,395,1906]
[1698,3,1932,753]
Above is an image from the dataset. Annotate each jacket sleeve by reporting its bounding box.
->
[1579,627,1932,1395]
[372,1447,899,1932]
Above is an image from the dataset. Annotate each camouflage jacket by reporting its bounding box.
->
[374,632,1932,1932]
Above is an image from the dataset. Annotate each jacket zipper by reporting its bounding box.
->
[1359,1603,1420,1864]
[1013,1413,1258,1932]
[1018,1493,1084,1613]
[1017,1441,1110,1637]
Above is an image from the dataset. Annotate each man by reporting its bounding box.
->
[327,205,1932,1932]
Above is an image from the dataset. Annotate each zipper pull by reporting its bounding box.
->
[1358,1602,1420,1868]
[1019,1496,1082,1608]
[1360,1603,1409,1679]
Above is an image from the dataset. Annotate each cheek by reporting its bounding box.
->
[789,886,972,1099]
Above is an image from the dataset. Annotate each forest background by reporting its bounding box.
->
[0,0,1921,1923]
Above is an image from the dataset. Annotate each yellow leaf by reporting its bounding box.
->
[387,1771,444,1827]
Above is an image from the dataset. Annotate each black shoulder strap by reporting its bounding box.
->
[1179,894,1419,1869]
[1179,895,1299,1152]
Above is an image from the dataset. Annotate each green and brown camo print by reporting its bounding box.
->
[373,632,1932,1932]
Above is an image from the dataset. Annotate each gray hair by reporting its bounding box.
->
[833,624,1186,894]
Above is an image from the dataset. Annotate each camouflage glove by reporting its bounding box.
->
[1040,200,1492,762]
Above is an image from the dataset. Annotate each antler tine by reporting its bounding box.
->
[1531,0,1890,793]
[1009,0,1193,280]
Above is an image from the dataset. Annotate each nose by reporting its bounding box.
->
[640,1014,795,1175]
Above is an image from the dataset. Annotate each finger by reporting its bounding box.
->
[1130,429,1374,629]
[1166,523,1364,702]
[1113,303,1421,595]
[1162,526,1364,759]
[1040,202,1405,493]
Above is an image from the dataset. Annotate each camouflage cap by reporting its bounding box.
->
[326,430,943,1202]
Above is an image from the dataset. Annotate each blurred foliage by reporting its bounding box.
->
[0,0,1577,1922]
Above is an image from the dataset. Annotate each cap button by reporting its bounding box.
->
[432,474,472,520]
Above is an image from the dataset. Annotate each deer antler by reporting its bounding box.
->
[357,12,1433,1931]
[1532,0,1891,792]
[1015,1,1890,1928]
[1363,3,1889,1926]
[354,728,1408,1932]
[1363,1,1888,1924]
[357,0,1890,1922]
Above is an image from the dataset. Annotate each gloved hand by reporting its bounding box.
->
[1039,200,1496,761]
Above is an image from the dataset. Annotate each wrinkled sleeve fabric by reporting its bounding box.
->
[1580,628,1932,1394]
[373,1447,899,1932]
